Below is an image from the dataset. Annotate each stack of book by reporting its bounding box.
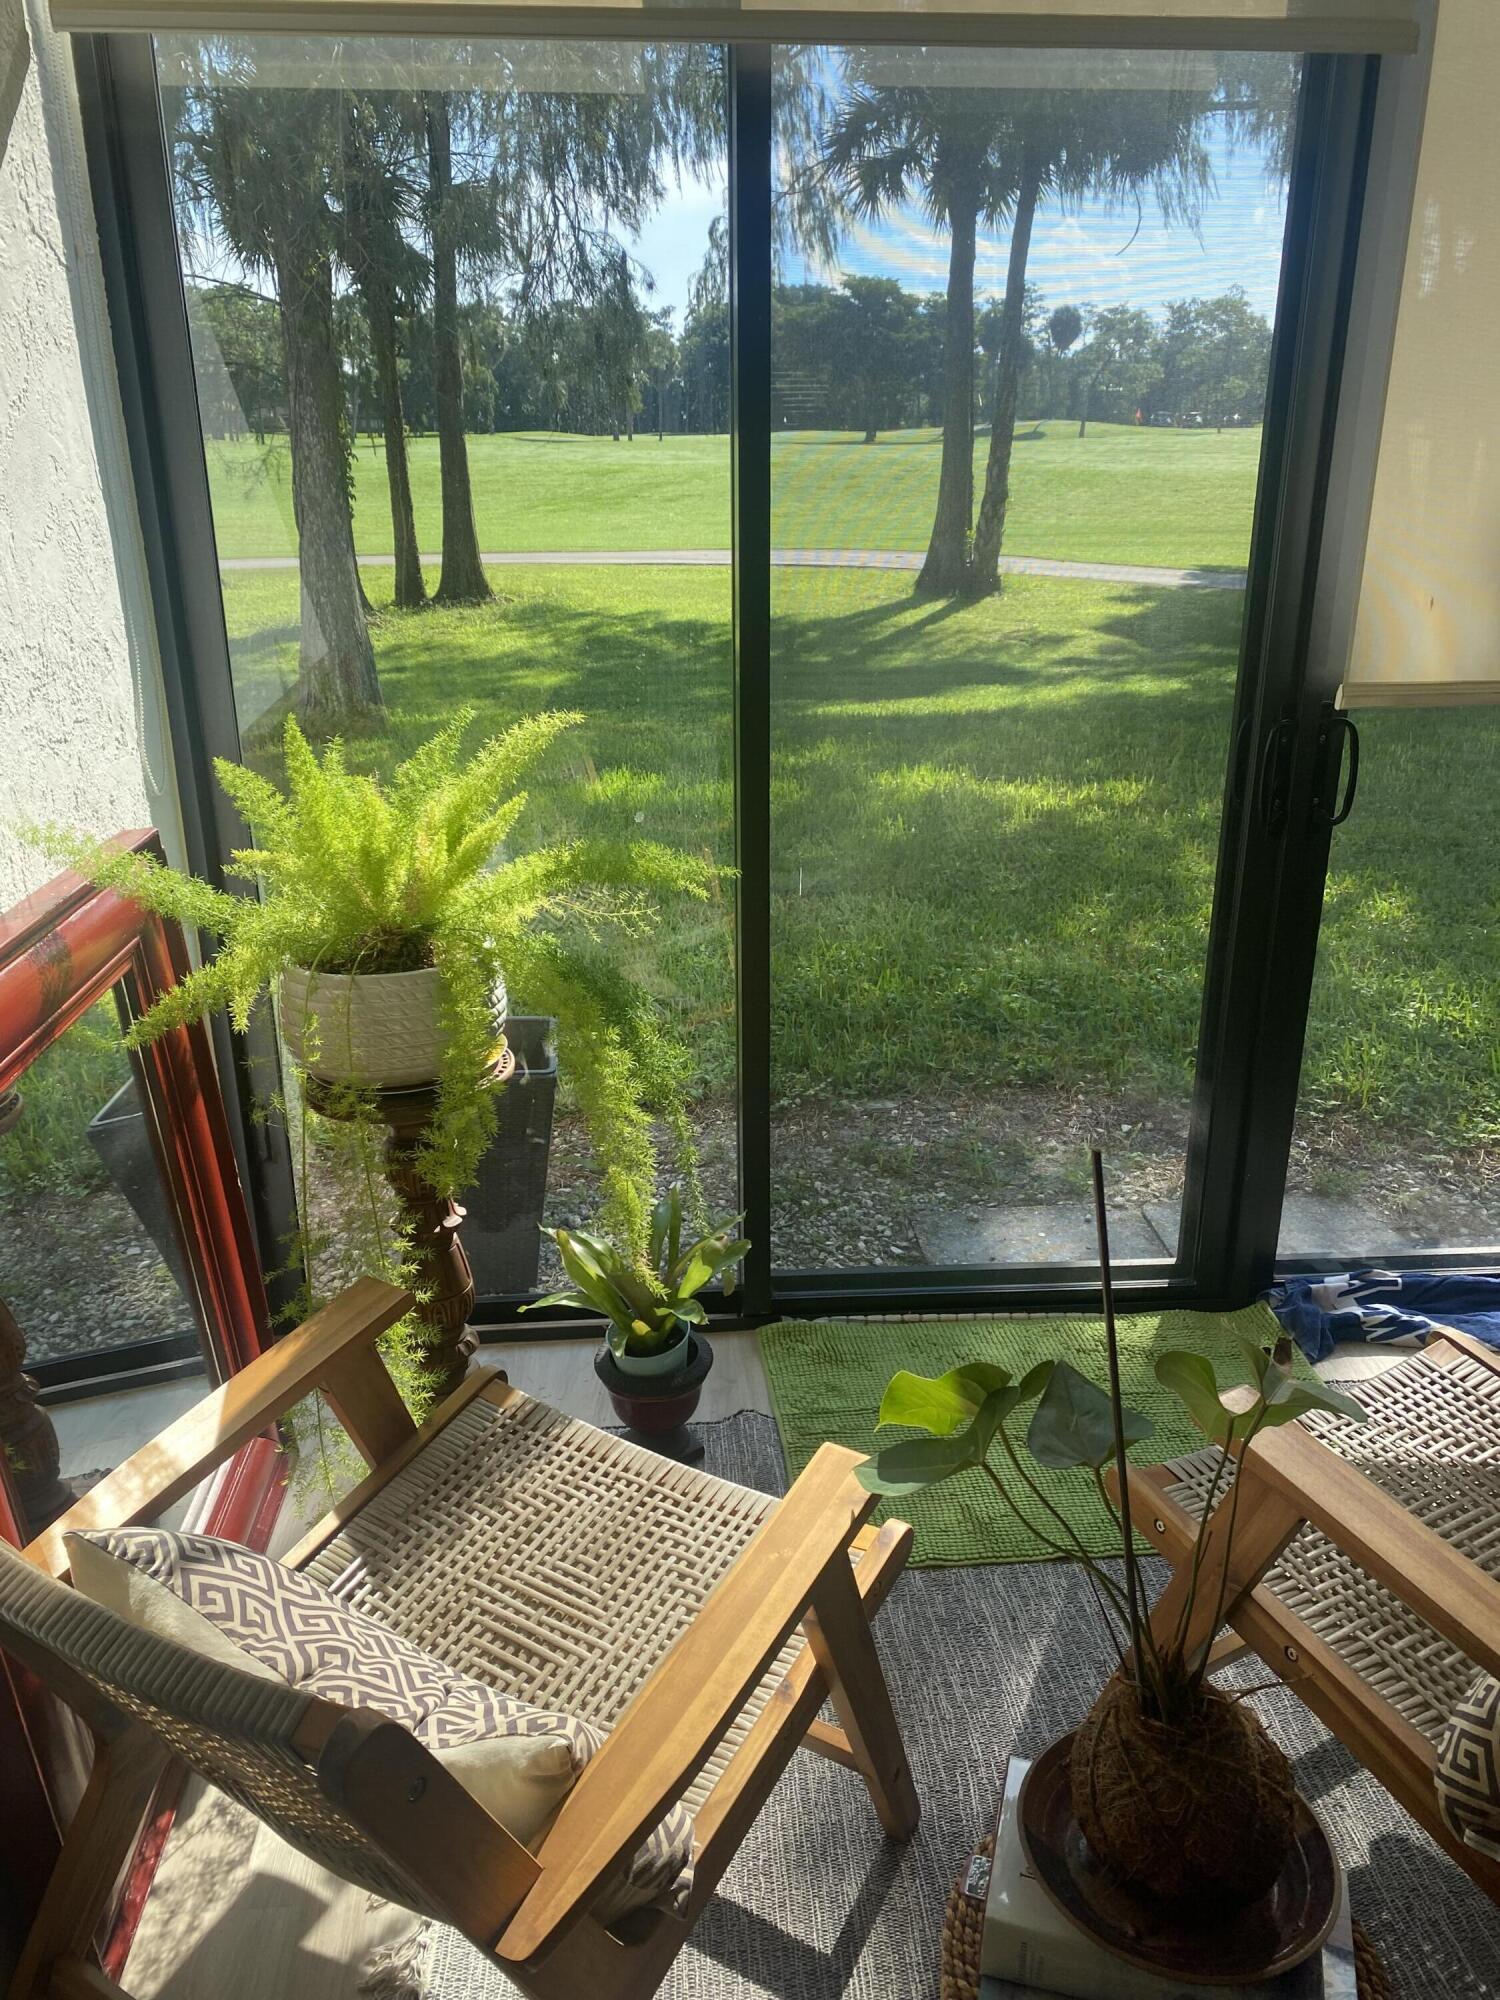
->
[976,1756,1356,2000]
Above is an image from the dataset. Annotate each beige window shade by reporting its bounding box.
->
[48,0,1419,54]
[1341,0,1500,706]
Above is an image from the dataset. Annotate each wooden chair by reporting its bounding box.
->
[1120,1326,1500,1904]
[1,1278,920,2000]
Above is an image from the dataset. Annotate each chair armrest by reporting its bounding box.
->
[1248,1419,1500,1683]
[1429,1326,1500,1378]
[500,1442,877,1964]
[27,1277,413,1579]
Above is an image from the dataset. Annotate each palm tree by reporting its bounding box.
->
[415,46,727,605]
[971,78,1213,593]
[821,80,1024,593]
[821,55,1293,598]
[1049,303,1084,357]
[169,44,382,728]
[422,89,492,605]
[339,92,429,611]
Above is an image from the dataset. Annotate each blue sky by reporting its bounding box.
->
[631,121,1290,330]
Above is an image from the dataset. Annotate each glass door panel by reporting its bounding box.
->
[0,1003,202,1385]
[768,44,1301,1274]
[1287,709,1500,1260]
[152,35,734,1294]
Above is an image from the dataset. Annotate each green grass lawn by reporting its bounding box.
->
[204,422,1262,573]
[219,561,1500,1157]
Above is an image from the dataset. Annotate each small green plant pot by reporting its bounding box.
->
[611,1334,694,1378]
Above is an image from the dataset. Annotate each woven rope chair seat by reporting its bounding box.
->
[1161,1347,1500,1741]
[302,1395,811,1816]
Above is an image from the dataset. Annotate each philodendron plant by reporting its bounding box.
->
[859,1331,1365,1721]
[858,1322,1369,1910]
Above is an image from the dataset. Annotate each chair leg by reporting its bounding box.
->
[805,1556,920,1840]
[1144,1462,1304,1672]
[8,1727,164,2000]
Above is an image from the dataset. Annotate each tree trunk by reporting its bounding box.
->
[275,237,382,730]
[425,93,491,606]
[970,165,1043,596]
[366,288,426,610]
[916,190,979,597]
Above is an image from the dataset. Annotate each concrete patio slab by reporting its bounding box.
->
[916,1203,1167,1267]
[1145,1192,1425,1261]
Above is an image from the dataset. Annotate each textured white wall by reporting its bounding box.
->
[0,0,179,910]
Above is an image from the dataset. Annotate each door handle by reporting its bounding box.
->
[1311,710,1360,827]
[1256,714,1297,838]
[1229,715,1253,809]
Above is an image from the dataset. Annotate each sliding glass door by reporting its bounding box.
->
[82,25,1384,1315]
[766,44,1304,1282]
[149,34,737,1292]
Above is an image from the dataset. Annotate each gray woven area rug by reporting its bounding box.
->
[425,1414,1500,2000]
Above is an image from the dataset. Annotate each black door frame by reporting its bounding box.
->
[73,31,304,1347]
[75,28,1405,1335]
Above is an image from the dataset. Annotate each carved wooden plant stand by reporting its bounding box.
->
[305,1050,514,1401]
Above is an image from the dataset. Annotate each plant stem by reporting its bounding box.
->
[1091,1464,1169,1711]
[1090,1148,1146,1696]
[993,1435,1134,1662]
[1190,1405,1268,1697]
[997,1427,1108,1565]
[1172,1415,1236,1660]
[977,1461,1134,1647]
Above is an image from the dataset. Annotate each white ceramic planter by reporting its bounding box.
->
[279,963,507,1091]
[611,1331,692,1377]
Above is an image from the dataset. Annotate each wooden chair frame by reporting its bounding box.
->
[10,1278,920,2000]
[1116,1329,1500,1907]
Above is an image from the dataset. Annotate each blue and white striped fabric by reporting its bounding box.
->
[1265,1269,1500,1363]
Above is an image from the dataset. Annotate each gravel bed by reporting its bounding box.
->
[0,1184,198,1368]
[4,1087,1496,1375]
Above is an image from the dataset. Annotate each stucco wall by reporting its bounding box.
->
[0,0,179,910]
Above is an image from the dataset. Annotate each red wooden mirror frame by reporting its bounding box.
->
[0,831,279,1974]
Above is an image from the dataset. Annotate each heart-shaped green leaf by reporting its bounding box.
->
[1156,1349,1257,1443]
[876,1363,1015,1438]
[856,1430,982,1497]
[1256,1376,1369,1427]
[858,1383,1013,1494]
[1027,1360,1153,1469]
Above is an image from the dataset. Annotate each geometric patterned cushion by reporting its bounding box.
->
[74,1527,567,1743]
[70,1528,695,1919]
[1436,1669,1500,1861]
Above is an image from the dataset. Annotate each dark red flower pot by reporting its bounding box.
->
[593,1332,714,1434]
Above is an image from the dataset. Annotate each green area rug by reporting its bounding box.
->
[758,1304,1299,1567]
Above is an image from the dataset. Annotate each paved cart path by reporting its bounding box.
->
[221,547,1246,591]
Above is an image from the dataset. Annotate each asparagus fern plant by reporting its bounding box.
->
[31,709,716,1249]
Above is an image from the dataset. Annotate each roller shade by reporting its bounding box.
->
[48,0,1420,54]
[1341,0,1500,706]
